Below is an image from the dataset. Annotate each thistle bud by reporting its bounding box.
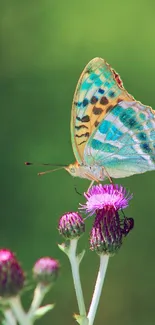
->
[58,212,85,239]
[33,257,60,285]
[0,249,25,298]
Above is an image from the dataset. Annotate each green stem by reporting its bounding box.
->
[28,283,49,318]
[9,296,32,325]
[87,255,109,325]
[3,309,17,325]
[68,238,86,317]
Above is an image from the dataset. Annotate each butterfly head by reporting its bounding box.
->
[65,162,80,177]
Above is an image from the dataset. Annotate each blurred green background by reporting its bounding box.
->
[1,0,155,324]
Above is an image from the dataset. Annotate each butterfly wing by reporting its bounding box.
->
[84,100,155,178]
[71,57,133,164]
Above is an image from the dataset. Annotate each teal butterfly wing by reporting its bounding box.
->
[71,57,133,165]
[84,100,155,178]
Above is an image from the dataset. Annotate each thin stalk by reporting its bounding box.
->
[68,238,86,317]
[9,296,32,325]
[87,255,109,325]
[3,309,17,325]
[28,284,49,318]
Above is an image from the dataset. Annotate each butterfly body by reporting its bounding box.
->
[66,58,155,182]
[65,162,105,181]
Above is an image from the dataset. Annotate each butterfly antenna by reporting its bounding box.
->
[38,166,64,176]
[25,162,66,167]
[25,162,67,176]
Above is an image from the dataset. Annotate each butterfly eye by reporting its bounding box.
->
[70,166,76,174]
[65,164,78,176]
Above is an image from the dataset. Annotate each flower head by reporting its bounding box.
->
[33,257,60,285]
[58,212,85,239]
[81,184,132,216]
[80,184,133,255]
[0,249,25,298]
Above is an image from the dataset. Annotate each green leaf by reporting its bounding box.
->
[58,243,70,256]
[77,250,86,265]
[33,304,55,320]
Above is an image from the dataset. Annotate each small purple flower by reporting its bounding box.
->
[80,184,133,255]
[0,249,25,297]
[90,218,121,255]
[33,257,60,285]
[81,184,132,216]
[58,212,85,239]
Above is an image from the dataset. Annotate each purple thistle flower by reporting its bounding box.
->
[0,249,25,297]
[33,257,60,285]
[81,184,132,216]
[90,208,123,255]
[80,184,133,255]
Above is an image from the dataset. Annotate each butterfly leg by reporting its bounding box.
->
[88,180,95,191]
[74,186,82,196]
[101,166,113,184]
[84,172,98,191]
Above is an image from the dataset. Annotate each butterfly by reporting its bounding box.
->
[64,57,155,186]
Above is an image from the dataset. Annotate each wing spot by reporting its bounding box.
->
[128,118,137,127]
[90,96,98,104]
[75,132,90,138]
[104,81,110,87]
[106,105,114,113]
[117,98,123,103]
[74,101,82,107]
[98,88,105,94]
[79,140,87,146]
[75,125,88,130]
[100,96,109,105]
[137,132,147,141]
[76,115,90,122]
[83,99,89,107]
[94,121,99,127]
[93,106,103,115]
[112,69,123,88]
[140,143,151,153]
[109,91,115,98]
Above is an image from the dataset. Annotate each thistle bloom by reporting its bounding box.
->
[33,257,60,285]
[81,184,132,216]
[0,249,25,298]
[58,212,85,239]
[81,184,134,255]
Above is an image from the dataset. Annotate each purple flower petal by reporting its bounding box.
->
[80,184,132,216]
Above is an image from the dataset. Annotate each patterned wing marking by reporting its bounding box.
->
[84,101,155,178]
[71,57,133,163]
